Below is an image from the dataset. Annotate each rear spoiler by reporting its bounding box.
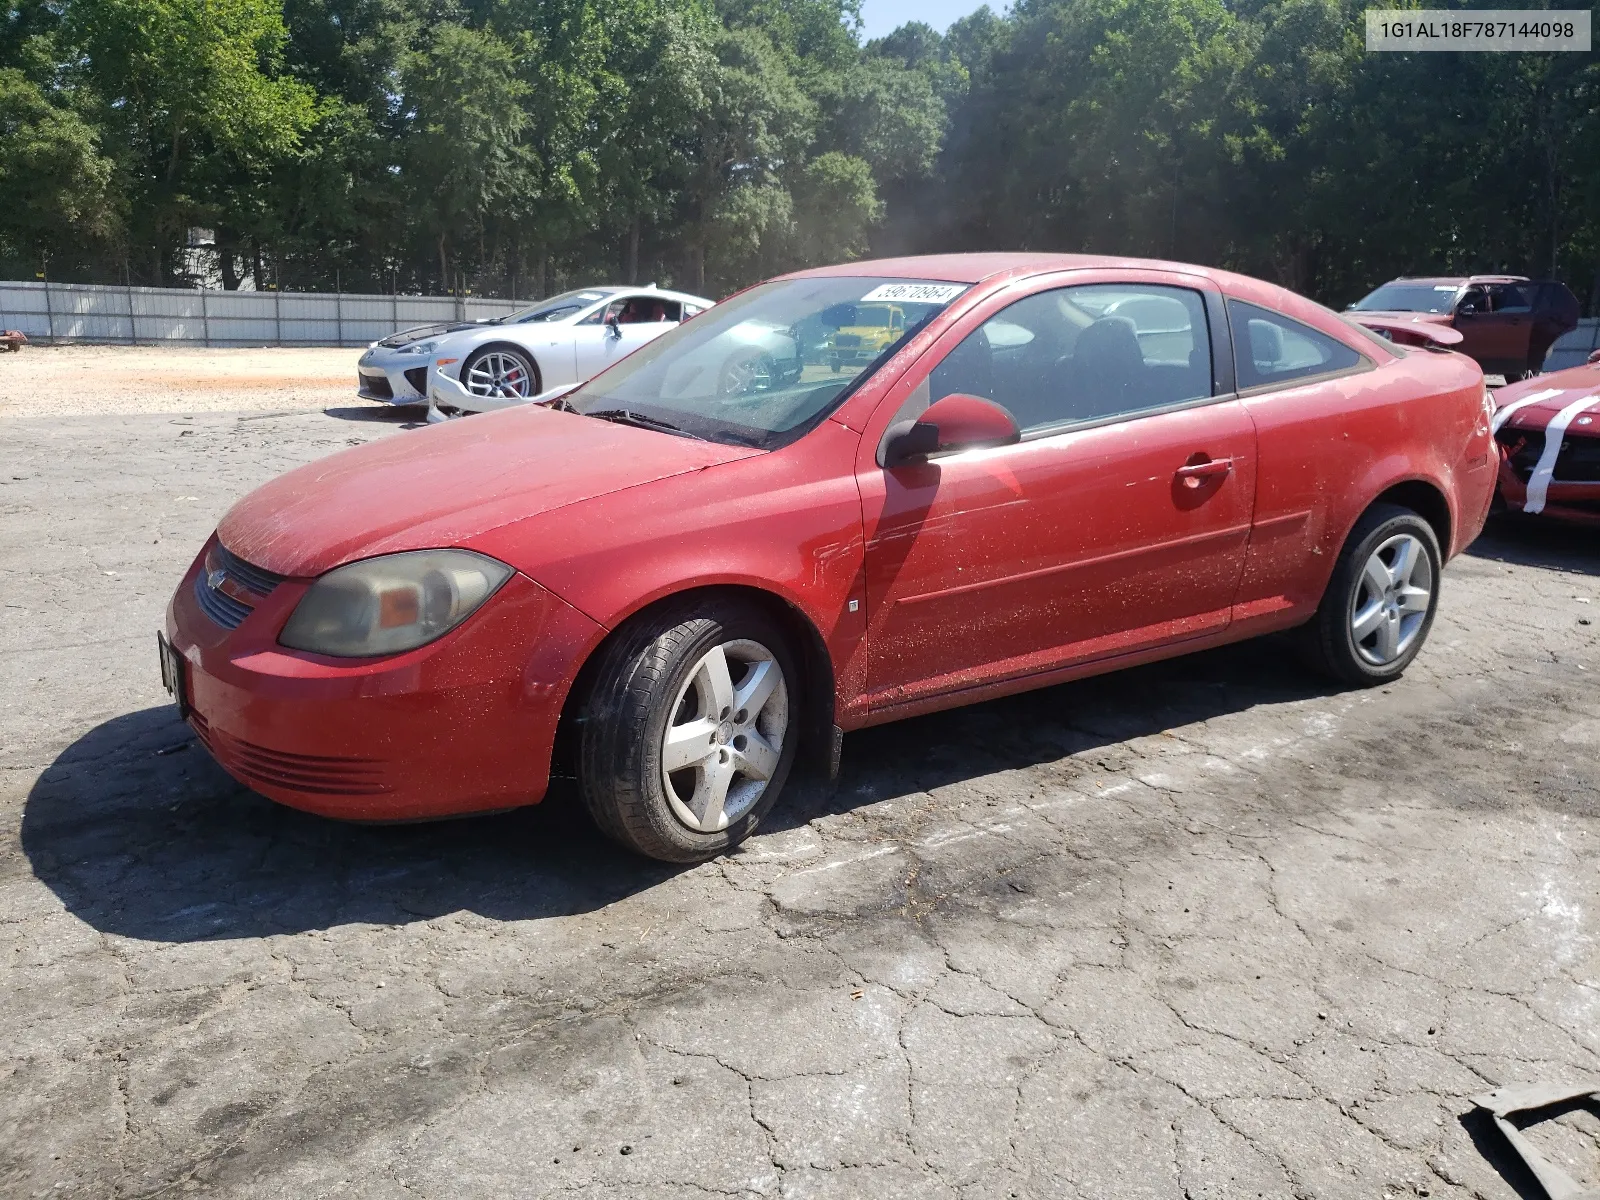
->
[1347,314,1464,349]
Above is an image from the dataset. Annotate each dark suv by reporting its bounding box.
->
[1348,275,1579,380]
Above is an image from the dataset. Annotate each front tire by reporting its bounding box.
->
[579,600,800,862]
[1300,503,1442,687]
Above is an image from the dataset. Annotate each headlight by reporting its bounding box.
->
[279,550,513,657]
[397,340,437,356]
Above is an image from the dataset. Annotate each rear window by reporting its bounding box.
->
[1229,300,1365,390]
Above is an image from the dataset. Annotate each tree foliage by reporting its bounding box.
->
[1,0,1596,308]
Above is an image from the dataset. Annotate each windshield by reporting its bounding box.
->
[1349,283,1460,314]
[563,277,969,448]
[496,289,610,324]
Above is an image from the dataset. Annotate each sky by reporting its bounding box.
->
[857,0,995,42]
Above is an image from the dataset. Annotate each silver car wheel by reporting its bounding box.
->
[1350,532,1433,666]
[660,639,789,833]
[464,350,535,399]
[718,351,775,397]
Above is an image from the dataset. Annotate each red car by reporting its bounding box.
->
[1491,350,1600,526]
[1348,275,1579,381]
[162,254,1496,862]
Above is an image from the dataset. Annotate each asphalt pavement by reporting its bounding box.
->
[3,403,1599,1198]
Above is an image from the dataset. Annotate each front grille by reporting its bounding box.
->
[1553,433,1600,482]
[1498,427,1600,483]
[191,713,391,796]
[195,575,253,628]
[360,372,393,399]
[833,334,861,349]
[194,542,286,630]
[403,367,428,395]
[213,543,285,597]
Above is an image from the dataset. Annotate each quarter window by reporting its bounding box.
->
[914,284,1214,433]
[1227,300,1364,390]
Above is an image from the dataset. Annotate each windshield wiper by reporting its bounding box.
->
[583,408,697,438]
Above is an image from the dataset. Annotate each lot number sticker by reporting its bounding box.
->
[859,283,966,304]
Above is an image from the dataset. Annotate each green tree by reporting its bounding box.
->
[400,22,530,290]
[66,0,316,280]
[0,68,119,272]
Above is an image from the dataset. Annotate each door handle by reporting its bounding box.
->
[1175,457,1234,488]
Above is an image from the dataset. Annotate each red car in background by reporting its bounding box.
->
[1492,351,1600,526]
[1348,275,1579,381]
[162,254,1496,863]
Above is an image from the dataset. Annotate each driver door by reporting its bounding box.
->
[856,274,1257,712]
[572,297,669,380]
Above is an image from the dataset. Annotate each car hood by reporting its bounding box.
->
[1495,362,1600,431]
[378,320,487,348]
[217,405,761,578]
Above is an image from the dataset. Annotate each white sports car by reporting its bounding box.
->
[356,285,712,407]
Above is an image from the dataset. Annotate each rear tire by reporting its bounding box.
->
[578,600,800,862]
[1299,503,1442,687]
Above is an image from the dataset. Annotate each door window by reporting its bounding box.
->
[1487,283,1535,314]
[580,296,682,325]
[911,284,1213,433]
[1227,300,1365,390]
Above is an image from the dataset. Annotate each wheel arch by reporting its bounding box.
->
[1369,478,1453,558]
[551,583,837,784]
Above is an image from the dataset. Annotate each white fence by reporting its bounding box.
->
[0,280,521,347]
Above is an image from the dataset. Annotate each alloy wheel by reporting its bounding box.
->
[660,639,789,833]
[465,351,534,398]
[1350,532,1433,666]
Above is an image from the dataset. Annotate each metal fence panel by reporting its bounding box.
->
[1543,319,1600,372]
[0,280,517,347]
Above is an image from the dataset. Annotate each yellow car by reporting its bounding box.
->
[826,304,906,371]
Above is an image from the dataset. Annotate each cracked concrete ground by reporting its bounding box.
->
[3,399,1600,1199]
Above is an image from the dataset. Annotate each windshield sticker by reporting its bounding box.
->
[859,283,966,304]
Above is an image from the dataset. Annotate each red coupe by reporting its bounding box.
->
[1492,351,1600,526]
[163,254,1496,862]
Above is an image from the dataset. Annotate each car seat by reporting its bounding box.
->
[1065,316,1146,419]
[1247,319,1284,380]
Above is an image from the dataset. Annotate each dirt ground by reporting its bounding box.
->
[2,350,1600,1198]
[0,344,363,418]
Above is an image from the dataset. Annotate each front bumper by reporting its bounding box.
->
[357,354,430,403]
[1495,426,1600,526]
[425,369,528,422]
[166,539,605,821]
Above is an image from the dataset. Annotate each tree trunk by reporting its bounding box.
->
[219,230,240,291]
[437,235,449,294]
[536,251,547,299]
[252,243,264,291]
[627,215,641,285]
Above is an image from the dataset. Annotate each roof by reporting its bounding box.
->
[783,253,1226,286]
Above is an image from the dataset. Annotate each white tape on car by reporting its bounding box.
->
[1524,392,1600,514]
[1490,388,1563,434]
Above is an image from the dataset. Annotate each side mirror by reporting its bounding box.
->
[1588,348,1600,365]
[605,311,622,339]
[881,393,1020,468]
